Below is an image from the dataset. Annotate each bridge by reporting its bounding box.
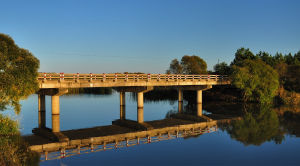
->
[36,73,230,141]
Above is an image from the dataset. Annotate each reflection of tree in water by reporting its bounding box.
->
[165,110,178,118]
[0,114,40,166]
[225,104,284,146]
[279,109,300,137]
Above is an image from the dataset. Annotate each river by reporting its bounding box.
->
[2,90,300,166]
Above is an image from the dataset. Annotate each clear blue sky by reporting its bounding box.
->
[1,0,299,73]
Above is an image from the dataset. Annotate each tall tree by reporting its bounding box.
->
[231,59,279,104]
[257,51,275,67]
[166,59,182,74]
[166,55,207,74]
[214,62,231,75]
[180,55,207,74]
[0,33,39,113]
[231,48,256,66]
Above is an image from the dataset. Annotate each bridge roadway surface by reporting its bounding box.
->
[38,73,230,89]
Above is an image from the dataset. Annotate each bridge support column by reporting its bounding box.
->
[120,106,126,120]
[52,95,60,132]
[120,92,126,120]
[178,89,183,113]
[137,92,144,123]
[137,108,144,123]
[137,92,143,108]
[197,90,202,116]
[178,101,183,113]
[120,92,125,106]
[38,94,46,128]
[52,114,60,133]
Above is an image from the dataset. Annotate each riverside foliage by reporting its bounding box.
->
[0,33,39,113]
[231,59,279,104]
[0,114,40,166]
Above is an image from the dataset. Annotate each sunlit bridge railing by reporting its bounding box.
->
[38,73,229,82]
[40,126,217,161]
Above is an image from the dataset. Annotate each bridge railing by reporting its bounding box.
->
[38,73,229,82]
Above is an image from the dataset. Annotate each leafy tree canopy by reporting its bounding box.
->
[166,59,182,74]
[0,33,39,113]
[166,55,207,74]
[231,48,256,66]
[231,59,279,104]
[213,62,231,75]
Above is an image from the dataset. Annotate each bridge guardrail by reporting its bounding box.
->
[38,73,229,82]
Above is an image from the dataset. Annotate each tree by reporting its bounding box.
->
[166,55,207,74]
[257,51,275,67]
[0,114,40,166]
[231,59,279,104]
[0,33,39,113]
[231,48,256,66]
[284,64,300,92]
[166,59,182,74]
[181,55,207,74]
[213,62,231,75]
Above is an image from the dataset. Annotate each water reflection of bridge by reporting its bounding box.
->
[24,114,238,161]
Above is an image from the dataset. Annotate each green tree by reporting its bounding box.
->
[166,55,207,74]
[284,64,300,92]
[166,59,183,74]
[257,51,275,67]
[273,53,285,65]
[213,62,231,75]
[0,114,40,166]
[0,33,39,113]
[181,55,207,74]
[231,48,256,65]
[231,59,279,104]
[284,53,294,65]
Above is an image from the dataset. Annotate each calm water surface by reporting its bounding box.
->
[2,91,300,166]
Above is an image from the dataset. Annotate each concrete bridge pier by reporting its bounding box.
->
[49,89,68,133]
[38,94,46,128]
[197,90,202,116]
[137,107,144,123]
[137,92,144,123]
[120,92,126,120]
[178,89,183,113]
[51,95,60,132]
